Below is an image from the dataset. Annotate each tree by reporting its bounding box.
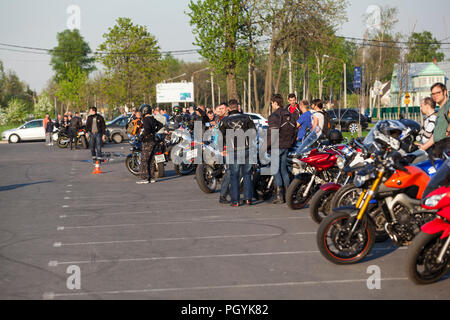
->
[34,91,54,118]
[55,66,88,112]
[50,29,95,82]
[97,17,164,107]
[408,31,445,63]
[188,0,249,101]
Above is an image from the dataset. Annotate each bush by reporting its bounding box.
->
[34,91,54,118]
[5,98,29,124]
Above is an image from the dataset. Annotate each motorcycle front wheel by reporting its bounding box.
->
[309,188,338,224]
[125,154,140,176]
[57,135,70,148]
[406,231,450,284]
[286,178,316,210]
[195,164,218,193]
[317,210,376,264]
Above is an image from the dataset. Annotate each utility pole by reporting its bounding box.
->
[288,51,293,93]
[211,71,215,108]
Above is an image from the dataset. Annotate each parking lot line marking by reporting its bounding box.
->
[57,208,254,217]
[43,277,410,298]
[54,232,316,247]
[58,198,221,208]
[49,250,320,266]
[58,216,311,230]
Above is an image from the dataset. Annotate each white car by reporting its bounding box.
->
[2,119,47,143]
[246,112,268,127]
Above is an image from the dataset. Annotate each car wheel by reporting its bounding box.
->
[348,122,359,133]
[8,134,20,144]
[112,133,123,144]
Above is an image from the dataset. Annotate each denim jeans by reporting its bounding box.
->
[220,165,231,198]
[90,133,102,159]
[228,150,253,203]
[273,148,290,188]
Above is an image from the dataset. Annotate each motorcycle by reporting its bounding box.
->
[316,121,439,264]
[125,136,165,178]
[406,157,450,284]
[170,127,197,176]
[309,139,366,223]
[285,132,347,210]
[56,127,88,149]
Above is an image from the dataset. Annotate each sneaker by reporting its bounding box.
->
[219,196,230,204]
[150,179,157,183]
[245,200,253,206]
[231,202,239,207]
[136,180,149,184]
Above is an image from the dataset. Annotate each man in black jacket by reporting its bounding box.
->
[137,104,164,184]
[219,99,255,206]
[268,94,297,203]
[86,107,106,160]
[69,112,82,150]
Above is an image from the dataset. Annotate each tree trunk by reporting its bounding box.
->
[226,71,238,101]
[274,52,286,93]
[263,40,276,116]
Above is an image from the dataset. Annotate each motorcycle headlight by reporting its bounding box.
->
[353,174,365,187]
[336,156,345,169]
[424,194,445,208]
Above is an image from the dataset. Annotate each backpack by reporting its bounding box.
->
[318,110,332,137]
[279,109,298,147]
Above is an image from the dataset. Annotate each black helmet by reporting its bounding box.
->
[139,104,152,117]
[328,129,343,145]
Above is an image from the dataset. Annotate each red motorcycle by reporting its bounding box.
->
[406,165,450,284]
[286,143,345,210]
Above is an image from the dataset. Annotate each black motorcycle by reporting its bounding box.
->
[125,136,165,178]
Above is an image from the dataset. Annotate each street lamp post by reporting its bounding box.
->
[323,54,346,130]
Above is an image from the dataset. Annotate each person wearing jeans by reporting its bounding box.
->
[86,106,106,160]
[228,150,253,205]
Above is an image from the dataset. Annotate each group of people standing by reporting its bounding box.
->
[43,107,107,160]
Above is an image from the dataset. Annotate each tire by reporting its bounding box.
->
[310,188,338,224]
[317,210,376,264]
[80,136,88,149]
[253,172,274,200]
[406,231,450,285]
[8,134,20,144]
[125,154,140,176]
[348,122,360,133]
[154,162,165,178]
[174,163,195,176]
[112,133,123,144]
[196,164,218,194]
[331,183,389,243]
[57,135,70,148]
[286,177,316,210]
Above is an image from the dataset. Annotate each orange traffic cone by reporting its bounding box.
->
[92,160,103,174]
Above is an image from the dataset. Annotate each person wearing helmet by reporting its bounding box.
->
[328,129,343,145]
[136,104,164,184]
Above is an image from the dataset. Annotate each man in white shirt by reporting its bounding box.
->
[418,97,437,146]
[310,99,325,135]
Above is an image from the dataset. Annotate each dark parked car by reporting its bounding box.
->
[106,113,132,144]
[327,108,369,132]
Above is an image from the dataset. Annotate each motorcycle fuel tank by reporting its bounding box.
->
[383,166,430,199]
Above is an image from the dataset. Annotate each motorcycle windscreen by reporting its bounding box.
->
[294,130,320,155]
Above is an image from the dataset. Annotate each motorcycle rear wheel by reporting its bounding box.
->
[126,154,140,176]
[406,231,450,284]
[317,210,376,264]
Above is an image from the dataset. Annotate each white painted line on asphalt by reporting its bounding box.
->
[53,232,316,247]
[62,205,69,208]
[42,277,410,299]
[58,216,311,230]
[64,197,70,200]
[66,190,72,193]
[59,198,220,208]
[67,185,72,187]
[48,250,320,266]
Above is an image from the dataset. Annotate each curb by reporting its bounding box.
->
[0,140,7,144]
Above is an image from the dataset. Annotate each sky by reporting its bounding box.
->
[0,0,448,93]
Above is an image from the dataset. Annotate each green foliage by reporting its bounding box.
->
[55,66,88,111]
[97,17,164,106]
[408,31,445,63]
[50,29,96,82]
[5,98,29,124]
[34,91,54,118]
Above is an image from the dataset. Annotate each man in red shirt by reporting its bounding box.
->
[286,93,301,123]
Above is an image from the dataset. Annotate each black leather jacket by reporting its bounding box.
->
[219,110,256,151]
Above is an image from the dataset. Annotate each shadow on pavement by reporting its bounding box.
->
[0,180,52,192]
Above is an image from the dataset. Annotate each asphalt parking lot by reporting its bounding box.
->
[0,141,449,300]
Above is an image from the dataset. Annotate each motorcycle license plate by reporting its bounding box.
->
[155,154,166,163]
[186,149,198,159]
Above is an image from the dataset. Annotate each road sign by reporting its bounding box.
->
[156,82,194,103]
[404,92,411,105]
[353,67,362,89]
